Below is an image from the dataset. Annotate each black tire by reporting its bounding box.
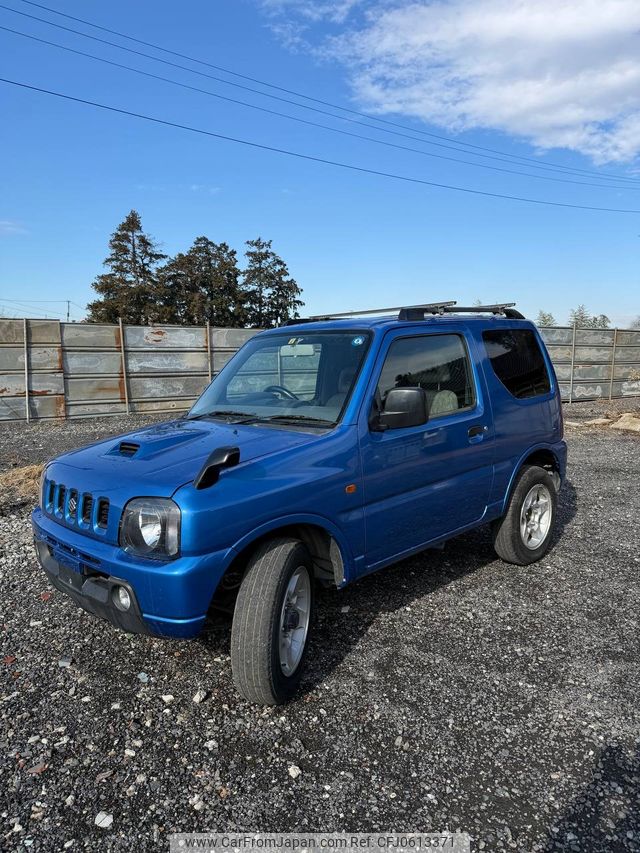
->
[492,465,558,566]
[231,537,314,705]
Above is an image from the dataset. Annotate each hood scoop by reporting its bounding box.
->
[105,427,208,461]
[117,441,140,457]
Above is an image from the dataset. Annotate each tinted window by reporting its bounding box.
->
[377,334,475,417]
[483,329,551,399]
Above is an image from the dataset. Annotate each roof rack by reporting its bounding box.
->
[308,301,457,320]
[399,302,525,320]
[286,302,457,325]
[284,301,524,325]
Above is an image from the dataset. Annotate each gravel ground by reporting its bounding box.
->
[1,413,639,852]
[562,398,640,422]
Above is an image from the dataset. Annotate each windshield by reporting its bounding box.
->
[188,330,371,427]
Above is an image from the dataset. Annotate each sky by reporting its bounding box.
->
[1,0,640,326]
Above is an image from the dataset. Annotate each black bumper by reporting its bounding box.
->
[34,538,153,635]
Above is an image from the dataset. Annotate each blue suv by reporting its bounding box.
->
[32,302,566,704]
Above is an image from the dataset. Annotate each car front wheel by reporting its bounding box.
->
[231,537,314,704]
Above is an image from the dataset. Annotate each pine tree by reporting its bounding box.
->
[242,238,303,328]
[535,310,556,327]
[87,211,166,323]
[568,304,592,328]
[149,251,192,324]
[156,238,245,326]
[568,306,611,329]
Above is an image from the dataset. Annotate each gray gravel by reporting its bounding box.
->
[0,415,167,475]
[562,398,640,422]
[1,415,639,852]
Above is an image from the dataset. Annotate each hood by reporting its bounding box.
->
[50,417,324,496]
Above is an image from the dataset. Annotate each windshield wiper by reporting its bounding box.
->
[253,414,336,426]
[186,410,257,423]
[187,411,335,428]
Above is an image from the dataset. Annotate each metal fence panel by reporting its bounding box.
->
[125,325,207,350]
[538,328,573,345]
[126,351,209,374]
[615,346,640,363]
[1,321,639,420]
[0,320,259,421]
[574,328,615,345]
[616,330,640,346]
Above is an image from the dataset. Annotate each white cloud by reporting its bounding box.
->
[189,184,221,195]
[262,0,365,24]
[261,0,367,50]
[266,0,640,164]
[0,220,27,236]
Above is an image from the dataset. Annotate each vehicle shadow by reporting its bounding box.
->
[199,478,578,697]
[540,742,640,851]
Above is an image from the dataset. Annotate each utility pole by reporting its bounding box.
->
[66,300,70,322]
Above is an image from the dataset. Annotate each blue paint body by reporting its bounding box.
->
[32,315,567,638]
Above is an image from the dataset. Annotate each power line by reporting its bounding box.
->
[3,76,640,215]
[0,297,84,318]
[13,0,640,184]
[3,2,638,186]
[4,24,639,193]
[0,298,73,302]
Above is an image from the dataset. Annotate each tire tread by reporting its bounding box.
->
[231,537,309,704]
[493,465,557,566]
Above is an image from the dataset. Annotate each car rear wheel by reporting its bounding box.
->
[231,537,314,704]
[492,465,558,565]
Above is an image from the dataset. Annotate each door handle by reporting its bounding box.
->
[468,425,488,442]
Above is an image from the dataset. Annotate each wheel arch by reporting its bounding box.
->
[224,514,352,591]
[501,444,562,514]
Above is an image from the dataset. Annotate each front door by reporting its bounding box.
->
[359,328,495,569]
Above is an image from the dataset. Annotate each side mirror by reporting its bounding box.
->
[373,387,428,431]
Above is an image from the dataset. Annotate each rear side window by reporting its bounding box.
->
[376,334,475,417]
[483,329,551,399]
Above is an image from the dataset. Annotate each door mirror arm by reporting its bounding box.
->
[368,406,388,432]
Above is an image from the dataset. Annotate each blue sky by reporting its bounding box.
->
[1,0,639,326]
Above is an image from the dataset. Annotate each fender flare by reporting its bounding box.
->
[222,512,355,583]
[501,442,564,514]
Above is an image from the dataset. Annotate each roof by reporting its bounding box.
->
[274,302,528,334]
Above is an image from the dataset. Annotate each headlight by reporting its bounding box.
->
[119,498,181,560]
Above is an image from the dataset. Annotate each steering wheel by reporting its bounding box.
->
[263,384,300,401]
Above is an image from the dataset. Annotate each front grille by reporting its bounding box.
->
[45,480,55,510]
[97,498,109,529]
[67,489,78,521]
[42,477,110,532]
[81,494,93,524]
[55,485,66,515]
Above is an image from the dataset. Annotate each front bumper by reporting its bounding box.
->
[32,508,231,638]
[34,536,152,635]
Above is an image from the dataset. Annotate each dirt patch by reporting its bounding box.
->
[0,463,44,506]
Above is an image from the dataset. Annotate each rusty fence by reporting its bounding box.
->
[0,319,258,421]
[0,319,639,421]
